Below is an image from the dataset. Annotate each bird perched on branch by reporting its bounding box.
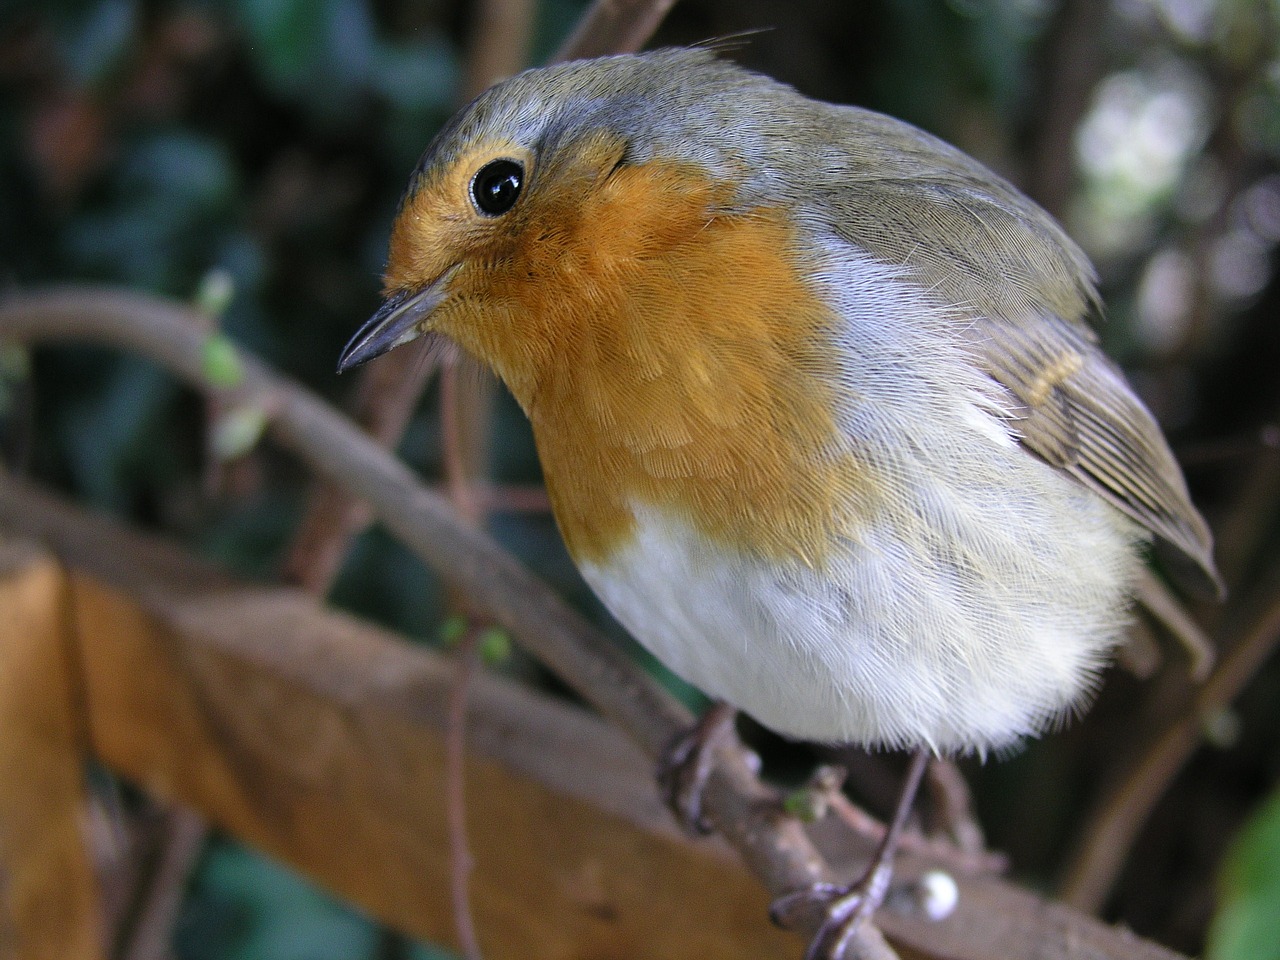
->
[339,47,1219,959]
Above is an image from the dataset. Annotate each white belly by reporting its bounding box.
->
[579,471,1141,754]
[577,244,1146,754]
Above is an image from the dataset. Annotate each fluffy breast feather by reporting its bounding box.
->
[578,244,1146,751]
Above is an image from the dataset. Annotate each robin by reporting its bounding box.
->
[339,47,1219,958]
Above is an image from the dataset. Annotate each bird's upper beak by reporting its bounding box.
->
[336,269,455,373]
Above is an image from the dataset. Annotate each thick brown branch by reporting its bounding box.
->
[0,286,1193,960]
[1,287,693,756]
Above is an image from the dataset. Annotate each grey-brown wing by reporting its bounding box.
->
[975,314,1221,593]
[812,103,1219,590]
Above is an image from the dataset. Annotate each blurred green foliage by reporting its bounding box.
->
[176,839,456,960]
[1208,786,1280,960]
[2,0,1278,957]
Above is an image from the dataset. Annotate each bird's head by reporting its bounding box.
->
[336,49,786,405]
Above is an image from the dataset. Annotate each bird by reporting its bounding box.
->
[338,47,1219,958]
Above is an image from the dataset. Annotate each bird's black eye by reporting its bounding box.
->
[470,159,524,216]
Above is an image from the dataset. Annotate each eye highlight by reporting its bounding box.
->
[470,158,524,216]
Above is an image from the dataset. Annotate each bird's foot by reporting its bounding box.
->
[771,856,898,960]
[657,702,738,834]
[772,750,932,959]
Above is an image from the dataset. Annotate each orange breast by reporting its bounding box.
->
[409,146,879,567]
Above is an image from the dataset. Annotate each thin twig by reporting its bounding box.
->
[114,808,209,960]
[1025,0,1107,217]
[924,760,988,861]
[446,628,484,960]
[463,0,537,93]
[281,346,441,591]
[553,0,680,62]
[440,359,485,528]
[437,4,679,952]
[1058,573,1280,911]
[1134,568,1216,681]
[825,785,1007,879]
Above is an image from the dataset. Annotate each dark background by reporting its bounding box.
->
[2,1,1278,958]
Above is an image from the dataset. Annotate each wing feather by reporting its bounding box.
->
[976,314,1221,593]
[813,105,1220,591]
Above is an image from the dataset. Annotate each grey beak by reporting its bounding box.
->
[337,276,451,373]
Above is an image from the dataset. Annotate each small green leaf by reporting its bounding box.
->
[478,627,512,666]
[210,405,267,461]
[195,268,236,318]
[782,787,824,823]
[1207,787,1280,960]
[438,615,468,647]
[0,344,31,380]
[202,335,245,389]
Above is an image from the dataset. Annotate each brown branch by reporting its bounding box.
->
[446,628,484,960]
[553,0,680,62]
[0,285,815,929]
[0,286,691,777]
[1058,574,1280,911]
[925,760,989,861]
[113,807,208,960]
[462,0,537,94]
[280,341,440,592]
[0,286,1197,960]
[1025,0,1108,218]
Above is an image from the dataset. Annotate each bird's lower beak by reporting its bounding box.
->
[337,270,454,373]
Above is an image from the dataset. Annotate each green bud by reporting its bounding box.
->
[479,627,512,665]
[210,405,267,461]
[439,615,468,647]
[202,334,245,389]
[195,268,236,317]
[782,787,825,823]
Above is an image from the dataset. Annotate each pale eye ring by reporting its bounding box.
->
[470,158,524,216]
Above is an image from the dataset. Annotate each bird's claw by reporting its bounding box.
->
[771,864,896,960]
[657,702,737,834]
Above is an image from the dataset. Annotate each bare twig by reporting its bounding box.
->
[822,780,1006,879]
[463,0,537,93]
[446,627,484,960]
[1059,574,1280,911]
[925,760,988,860]
[0,286,695,771]
[1134,568,1216,681]
[437,4,680,950]
[1025,0,1108,217]
[280,345,441,591]
[553,0,679,62]
[113,807,208,960]
[439,359,486,529]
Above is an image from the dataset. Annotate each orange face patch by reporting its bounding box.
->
[384,138,533,297]
[386,141,876,567]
